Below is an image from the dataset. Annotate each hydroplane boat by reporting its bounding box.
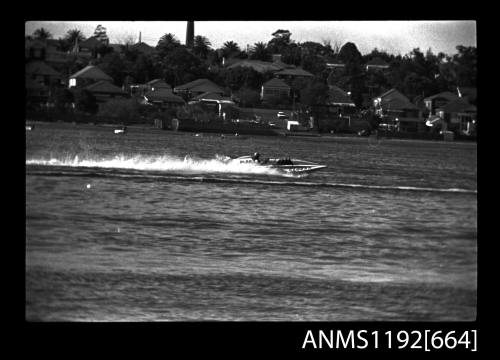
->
[235,153,326,174]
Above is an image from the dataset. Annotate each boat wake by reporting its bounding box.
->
[26,154,284,176]
[26,154,476,195]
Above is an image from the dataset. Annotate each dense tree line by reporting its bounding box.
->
[29,26,477,111]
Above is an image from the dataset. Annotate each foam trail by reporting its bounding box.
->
[26,154,282,176]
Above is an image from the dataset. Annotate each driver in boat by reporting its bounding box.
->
[251,152,261,162]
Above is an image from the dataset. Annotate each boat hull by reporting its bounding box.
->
[235,155,326,174]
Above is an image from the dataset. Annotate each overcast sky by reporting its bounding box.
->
[25,21,476,56]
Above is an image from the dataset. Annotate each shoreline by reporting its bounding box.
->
[26,120,477,146]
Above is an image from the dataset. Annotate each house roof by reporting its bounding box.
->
[439,98,477,113]
[366,57,390,67]
[144,88,185,103]
[86,80,127,94]
[376,88,402,100]
[109,43,123,53]
[25,38,46,49]
[327,85,355,106]
[70,65,113,82]
[326,60,345,68]
[79,36,102,49]
[146,79,171,89]
[25,77,47,90]
[130,42,156,54]
[26,61,61,77]
[227,59,283,73]
[374,88,417,109]
[275,67,314,77]
[424,91,459,102]
[262,77,291,89]
[174,78,225,94]
[457,87,477,103]
[192,91,224,101]
[384,97,419,110]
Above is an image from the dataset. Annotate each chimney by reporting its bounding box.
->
[186,21,194,48]
[139,31,142,43]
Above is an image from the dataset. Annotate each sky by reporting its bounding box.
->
[25,21,476,56]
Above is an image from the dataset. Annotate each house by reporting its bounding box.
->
[76,36,104,58]
[26,77,50,107]
[365,57,390,71]
[68,65,113,88]
[260,78,291,101]
[226,59,284,73]
[373,89,425,132]
[325,60,345,70]
[26,61,62,87]
[436,98,477,134]
[25,38,70,70]
[25,61,64,107]
[142,88,185,109]
[274,67,314,82]
[25,39,47,61]
[130,79,171,96]
[85,80,128,102]
[191,91,233,103]
[129,42,156,55]
[327,85,355,108]
[189,92,235,118]
[146,79,171,90]
[270,54,295,70]
[423,91,459,117]
[457,87,477,104]
[174,78,225,100]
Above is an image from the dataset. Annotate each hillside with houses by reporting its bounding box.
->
[25,24,477,140]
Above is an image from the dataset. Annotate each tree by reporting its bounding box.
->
[33,28,52,40]
[93,24,109,45]
[267,29,292,54]
[193,35,212,59]
[50,88,74,112]
[131,53,159,84]
[73,89,98,114]
[221,41,241,58]
[220,67,263,91]
[249,42,271,61]
[62,29,86,51]
[98,98,140,121]
[300,79,329,107]
[452,45,477,87]
[236,87,260,107]
[156,33,181,57]
[161,46,206,86]
[97,52,129,86]
[338,42,363,66]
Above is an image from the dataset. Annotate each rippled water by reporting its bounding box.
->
[26,123,477,321]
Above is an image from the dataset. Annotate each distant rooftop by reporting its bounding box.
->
[366,57,390,67]
[70,65,113,82]
[174,78,225,94]
[26,61,61,77]
[327,85,355,106]
[438,98,476,113]
[146,79,171,89]
[424,91,459,102]
[227,59,283,73]
[275,67,314,77]
[144,88,185,103]
[262,77,291,89]
[86,80,126,94]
